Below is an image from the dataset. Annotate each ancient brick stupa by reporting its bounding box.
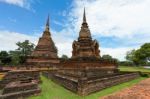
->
[59,9,117,70]
[25,9,139,96]
[72,9,100,58]
[46,9,139,96]
[27,16,59,66]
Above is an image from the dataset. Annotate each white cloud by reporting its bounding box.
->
[0,30,73,58]
[67,0,150,38]
[1,0,150,61]
[58,0,150,60]
[101,47,138,61]
[0,0,31,9]
[50,0,150,60]
[0,30,135,60]
[51,29,75,58]
[0,30,38,51]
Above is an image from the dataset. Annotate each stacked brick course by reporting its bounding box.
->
[0,70,41,99]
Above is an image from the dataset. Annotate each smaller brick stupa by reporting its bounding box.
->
[27,16,59,66]
[72,8,100,58]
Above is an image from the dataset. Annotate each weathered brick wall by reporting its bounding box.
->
[2,82,38,94]
[0,88,41,99]
[60,60,117,69]
[0,70,40,89]
[26,56,60,66]
[43,71,140,96]
[42,71,78,92]
[0,70,41,99]
[56,68,119,78]
[78,72,139,96]
[53,74,78,92]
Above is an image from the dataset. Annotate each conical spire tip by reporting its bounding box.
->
[45,14,49,31]
[83,7,86,23]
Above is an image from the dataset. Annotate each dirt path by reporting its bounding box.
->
[101,78,150,99]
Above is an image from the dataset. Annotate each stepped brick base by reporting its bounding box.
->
[43,70,139,96]
[0,70,40,89]
[0,70,41,99]
[0,88,41,99]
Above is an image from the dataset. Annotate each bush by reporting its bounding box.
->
[119,61,134,66]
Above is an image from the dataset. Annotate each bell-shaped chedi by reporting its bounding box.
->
[32,16,57,58]
[72,9,100,58]
[27,16,59,66]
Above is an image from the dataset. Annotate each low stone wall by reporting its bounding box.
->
[57,68,119,78]
[0,70,41,99]
[0,70,40,89]
[60,60,118,69]
[0,88,41,99]
[78,72,139,95]
[42,71,78,92]
[43,71,140,96]
[2,82,38,94]
[54,74,78,92]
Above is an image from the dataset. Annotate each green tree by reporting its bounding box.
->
[16,40,34,56]
[119,61,134,66]
[135,43,150,65]
[16,40,35,64]
[102,54,112,60]
[126,49,139,65]
[126,43,150,66]
[140,43,150,61]
[61,54,69,60]
[102,54,119,63]
[9,40,35,65]
[0,51,12,65]
[126,49,136,62]
[9,51,21,65]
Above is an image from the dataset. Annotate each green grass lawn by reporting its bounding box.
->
[28,76,146,99]
[119,66,150,73]
[28,66,150,99]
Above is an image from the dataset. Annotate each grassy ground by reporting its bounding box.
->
[119,66,150,73]
[29,76,146,99]
[28,66,149,99]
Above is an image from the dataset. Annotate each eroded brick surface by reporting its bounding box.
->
[101,78,150,99]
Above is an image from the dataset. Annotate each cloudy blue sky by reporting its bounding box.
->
[0,0,150,60]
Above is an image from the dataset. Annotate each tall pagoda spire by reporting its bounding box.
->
[79,8,91,39]
[83,7,87,23]
[45,14,49,31]
[81,7,88,28]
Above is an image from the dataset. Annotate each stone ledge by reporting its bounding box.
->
[0,88,41,99]
[43,71,139,96]
[2,81,38,94]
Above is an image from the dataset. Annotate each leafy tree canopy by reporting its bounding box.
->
[0,51,11,65]
[102,54,112,60]
[61,54,69,60]
[126,43,150,66]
